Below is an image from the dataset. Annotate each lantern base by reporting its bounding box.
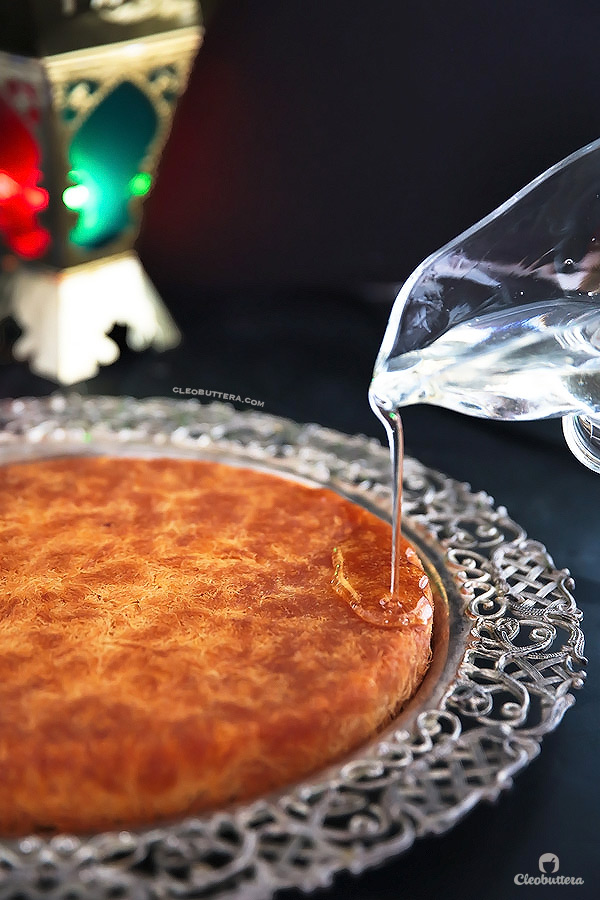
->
[6,253,180,385]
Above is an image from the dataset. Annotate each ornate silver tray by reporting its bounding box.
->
[0,395,587,900]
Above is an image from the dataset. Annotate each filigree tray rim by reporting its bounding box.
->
[0,394,587,900]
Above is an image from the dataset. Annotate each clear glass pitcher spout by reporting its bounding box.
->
[370,137,600,473]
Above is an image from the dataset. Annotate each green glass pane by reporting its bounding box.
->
[67,81,158,249]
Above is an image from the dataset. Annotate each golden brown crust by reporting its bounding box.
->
[0,456,432,836]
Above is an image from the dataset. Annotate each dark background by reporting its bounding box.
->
[1,1,599,897]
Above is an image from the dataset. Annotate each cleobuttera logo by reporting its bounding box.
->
[514,852,584,886]
[539,854,559,874]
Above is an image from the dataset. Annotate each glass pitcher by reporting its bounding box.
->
[369,136,600,473]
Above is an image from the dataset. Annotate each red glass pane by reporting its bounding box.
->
[0,97,50,260]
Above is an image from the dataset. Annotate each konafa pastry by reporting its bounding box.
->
[0,456,432,835]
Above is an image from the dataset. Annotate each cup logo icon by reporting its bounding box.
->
[539,854,559,874]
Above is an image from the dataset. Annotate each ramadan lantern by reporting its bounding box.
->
[0,0,203,384]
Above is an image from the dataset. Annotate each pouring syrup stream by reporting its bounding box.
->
[331,390,433,628]
[369,399,405,596]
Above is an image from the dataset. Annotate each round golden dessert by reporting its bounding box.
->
[0,456,432,836]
